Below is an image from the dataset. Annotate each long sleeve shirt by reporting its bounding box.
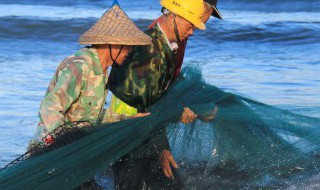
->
[108,25,177,158]
[33,47,122,143]
[108,25,176,113]
[148,16,187,79]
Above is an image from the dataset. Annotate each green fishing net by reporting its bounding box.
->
[1,66,319,189]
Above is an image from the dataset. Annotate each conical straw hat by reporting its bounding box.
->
[79,5,151,45]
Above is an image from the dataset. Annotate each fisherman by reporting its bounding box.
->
[27,3,151,189]
[148,0,223,79]
[107,0,212,189]
[153,0,223,183]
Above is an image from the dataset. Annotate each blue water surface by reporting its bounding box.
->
[0,0,319,188]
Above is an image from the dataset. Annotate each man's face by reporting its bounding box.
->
[175,15,195,41]
[112,45,133,65]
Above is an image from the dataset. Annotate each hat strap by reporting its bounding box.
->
[109,44,124,64]
[173,15,181,43]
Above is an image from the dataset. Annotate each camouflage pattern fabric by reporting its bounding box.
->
[108,25,176,113]
[32,47,122,143]
[108,25,175,160]
[148,16,187,79]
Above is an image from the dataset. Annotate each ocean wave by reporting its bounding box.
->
[220,0,320,13]
[202,20,320,44]
[1,4,319,44]
[1,19,318,46]
[1,17,318,45]
[1,4,320,25]
[0,4,160,21]
[223,10,320,25]
[0,17,151,41]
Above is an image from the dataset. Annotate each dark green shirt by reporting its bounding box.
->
[108,25,176,112]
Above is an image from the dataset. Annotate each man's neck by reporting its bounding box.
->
[157,21,179,52]
[158,18,175,43]
[95,45,113,74]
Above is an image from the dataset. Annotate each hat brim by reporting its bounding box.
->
[212,6,222,20]
[195,22,206,30]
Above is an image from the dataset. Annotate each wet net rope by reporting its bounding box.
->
[1,65,320,189]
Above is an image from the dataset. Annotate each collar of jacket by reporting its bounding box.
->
[155,23,178,52]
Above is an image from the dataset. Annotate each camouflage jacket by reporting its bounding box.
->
[108,25,176,157]
[35,47,120,142]
[108,25,176,112]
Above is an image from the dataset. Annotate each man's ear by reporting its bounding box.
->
[167,13,175,20]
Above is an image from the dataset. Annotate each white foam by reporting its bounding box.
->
[0,4,159,20]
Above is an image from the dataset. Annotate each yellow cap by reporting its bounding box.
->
[160,0,206,30]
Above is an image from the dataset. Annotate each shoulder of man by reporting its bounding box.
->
[57,48,93,72]
[145,27,161,44]
[147,26,168,55]
[128,27,162,60]
[115,28,162,69]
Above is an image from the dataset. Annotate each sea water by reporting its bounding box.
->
[0,0,319,188]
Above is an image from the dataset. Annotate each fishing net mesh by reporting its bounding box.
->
[1,66,319,189]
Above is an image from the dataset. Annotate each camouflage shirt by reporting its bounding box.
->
[34,47,118,142]
[108,25,176,112]
[108,25,176,157]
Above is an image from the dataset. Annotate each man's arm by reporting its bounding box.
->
[39,60,83,138]
[158,107,197,179]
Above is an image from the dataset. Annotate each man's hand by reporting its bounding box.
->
[197,106,218,123]
[159,150,178,180]
[74,121,91,128]
[131,112,151,118]
[180,107,197,124]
